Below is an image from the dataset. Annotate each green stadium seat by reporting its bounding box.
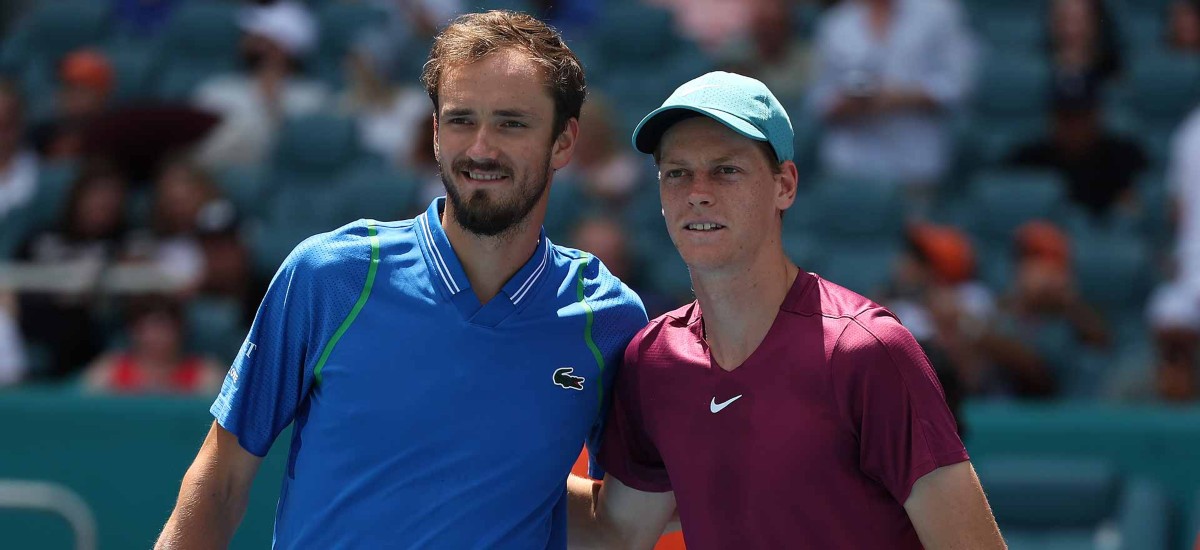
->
[153,3,240,100]
[979,15,1044,53]
[807,174,905,242]
[591,3,679,71]
[18,1,111,65]
[965,169,1067,242]
[313,2,387,87]
[272,113,361,177]
[1122,49,1200,127]
[100,41,158,104]
[972,52,1052,122]
[340,166,423,223]
[29,160,78,230]
[186,296,246,363]
[815,243,899,298]
[1071,232,1153,323]
[215,165,271,222]
[1121,12,1164,53]
[976,458,1169,550]
[644,243,692,303]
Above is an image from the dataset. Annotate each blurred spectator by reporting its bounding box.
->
[1007,73,1147,219]
[0,80,38,221]
[1145,101,1200,401]
[111,0,183,38]
[883,223,996,399]
[984,222,1110,397]
[0,290,27,386]
[81,296,223,395]
[568,214,676,318]
[808,0,976,202]
[194,199,254,323]
[650,0,758,52]
[720,0,813,106]
[1046,0,1121,85]
[560,96,646,209]
[1167,0,1200,54]
[16,160,131,379]
[191,1,330,169]
[339,34,431,170]
[128,159,224,293]
[30,49,115,161]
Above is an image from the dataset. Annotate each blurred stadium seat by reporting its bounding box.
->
[976,457,1168,550]
[153,3,240,101]
[966,168,1067,242]
[313,2,388,87]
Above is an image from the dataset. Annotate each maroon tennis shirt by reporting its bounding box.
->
[597,272,968,549]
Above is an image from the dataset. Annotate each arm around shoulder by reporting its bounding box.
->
[155,421,263,549]
[904,461,1006,550]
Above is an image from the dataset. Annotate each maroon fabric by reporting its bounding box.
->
[598,272,968,549]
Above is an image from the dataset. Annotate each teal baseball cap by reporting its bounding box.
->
[632,71,794,163]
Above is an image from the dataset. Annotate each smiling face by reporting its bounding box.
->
[433,48,577,238]
[657,115,796,274]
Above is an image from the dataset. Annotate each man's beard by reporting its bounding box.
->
[440,157,551,238]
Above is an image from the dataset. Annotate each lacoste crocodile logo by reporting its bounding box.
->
[553,367,585,391]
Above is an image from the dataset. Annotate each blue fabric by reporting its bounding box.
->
[212,198,647,548]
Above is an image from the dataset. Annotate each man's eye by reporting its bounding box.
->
[717,166,741,175]
[501,120,527,128]
[664,169,685,179]
[447,117,471,125]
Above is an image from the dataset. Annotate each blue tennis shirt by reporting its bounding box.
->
[212,198,648,548]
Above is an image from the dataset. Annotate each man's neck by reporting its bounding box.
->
[691,248,798,372]
[442,204,546,304]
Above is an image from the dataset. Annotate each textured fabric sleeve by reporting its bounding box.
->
[831,309,969,505]
[210,223,368,456]
[596,329,673,493]
[583,257,649,480]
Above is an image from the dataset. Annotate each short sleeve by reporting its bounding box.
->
[596,332,673,492]
[210,224,370,457]
[832,309,969,505]
[210,244,316,457]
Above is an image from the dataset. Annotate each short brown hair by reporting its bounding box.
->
[421,10,586,139]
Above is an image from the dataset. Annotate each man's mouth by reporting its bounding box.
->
[684,223,725,232]
[461,169,510,183]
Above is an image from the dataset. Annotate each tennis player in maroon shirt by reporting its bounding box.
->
[567,72,1005,549]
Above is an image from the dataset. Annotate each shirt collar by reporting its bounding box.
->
[417,197,552,305]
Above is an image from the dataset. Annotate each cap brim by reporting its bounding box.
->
[632,105,767,155]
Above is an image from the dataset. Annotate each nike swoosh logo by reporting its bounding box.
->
[710,395,743,413]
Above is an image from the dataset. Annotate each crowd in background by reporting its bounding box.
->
[0,0,1198,404]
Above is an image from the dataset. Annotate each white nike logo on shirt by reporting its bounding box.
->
[710,395,743,413]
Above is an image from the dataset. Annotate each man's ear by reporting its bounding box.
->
[776,160,799,212]
[550,117,580,171]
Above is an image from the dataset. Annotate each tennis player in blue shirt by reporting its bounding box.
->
[155,11,647,549]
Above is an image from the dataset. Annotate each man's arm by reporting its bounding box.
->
[155,421,263,549]
[567,474,677,549]
[904,461,1006,550]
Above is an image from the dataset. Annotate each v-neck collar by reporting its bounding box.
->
[415,197,552,327]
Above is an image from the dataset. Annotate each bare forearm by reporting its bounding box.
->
[567,474,617,549]
[155,462,249,549]
[156,423,260,549]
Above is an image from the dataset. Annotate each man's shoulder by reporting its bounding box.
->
[550,243,647,320]
[286,219,408,276]
[781,272,882,320]
[626,301,699,356]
